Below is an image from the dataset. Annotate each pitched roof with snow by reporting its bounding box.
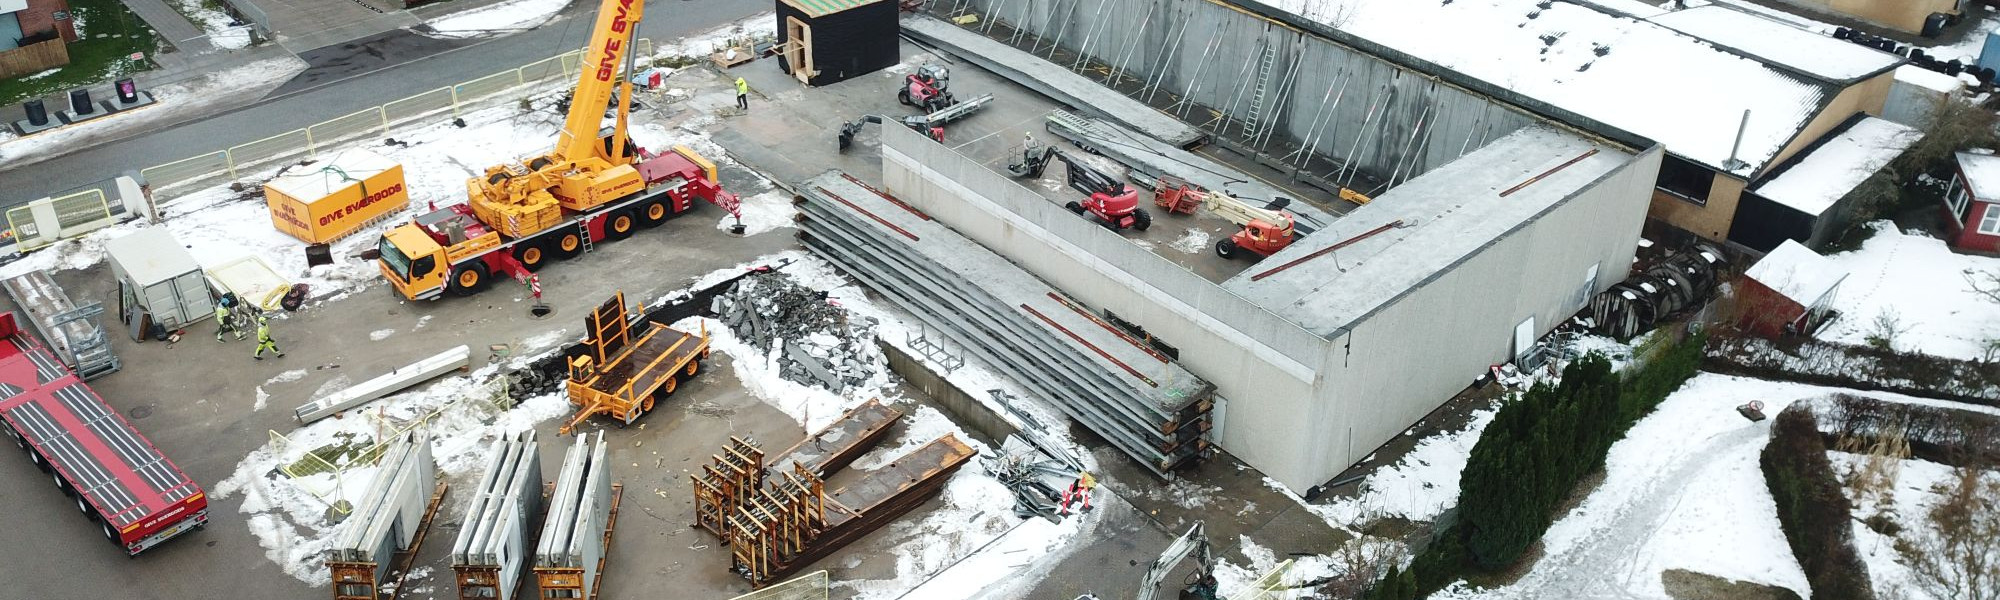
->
[1744,240,1847,306]
[1252,0,1883,178]
[1750,116,1919,217]
[1647,6,1903,83]
[1957,151,2000,201]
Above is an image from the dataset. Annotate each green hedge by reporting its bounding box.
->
[1367,331,1706,599]
[1763,406,1874,600]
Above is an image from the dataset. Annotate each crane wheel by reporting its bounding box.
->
[1215,239,1238,259]
[898,89,913,106]
[513,243,548,271]
[554,233,584,259]
[1132,209,1152,231]
[529,157,555,171]
[639,199,669,228]
[487,172,511,185]
[604,211,636,241]
[449,263,489,296]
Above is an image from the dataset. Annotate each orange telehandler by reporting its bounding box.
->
[376,0,740,300]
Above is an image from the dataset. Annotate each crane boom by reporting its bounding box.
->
[556,0,643,164]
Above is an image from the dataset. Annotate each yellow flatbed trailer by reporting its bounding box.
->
[561,292,710,435]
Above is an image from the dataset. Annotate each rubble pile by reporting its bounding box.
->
[710,272,882,393]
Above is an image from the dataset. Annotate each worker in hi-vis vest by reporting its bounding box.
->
[735,77,750,111]
[253,316,284,360]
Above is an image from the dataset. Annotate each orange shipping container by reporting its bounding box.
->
[264,149,410,244]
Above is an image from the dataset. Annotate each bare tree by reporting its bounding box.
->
[1896,468,2000,600]
[1865,309,1910,351]
[1310,535,1407,599]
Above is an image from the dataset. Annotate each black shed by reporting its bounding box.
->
[776,0,899,87]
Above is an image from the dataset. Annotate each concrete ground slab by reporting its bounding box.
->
[275,29,478,95]
[268,5,422,54]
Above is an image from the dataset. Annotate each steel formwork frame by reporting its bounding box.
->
[726,463,831,587]
[692,436,766,538]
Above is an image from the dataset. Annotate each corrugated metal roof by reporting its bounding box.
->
[783,0,884,18]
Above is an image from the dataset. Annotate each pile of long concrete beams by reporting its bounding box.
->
[452,431,544,600]
[1041,110,1344,230]
[327,431,434,593]
[534,433,613,598]
[903,15,1208,150]
[295,345,471,424]
[796,171,1214,477]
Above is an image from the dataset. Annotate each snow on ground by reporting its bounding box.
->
[1168,228,1213,254]
[1278,406,1499,533]
[1818,221,2000,360]
[254,386,269,411]
[169,0,253,49]
[266,369,307,385]
[1829,452,1995,600]
[0,57,306,169]
[1431,374,1990,599]
[214,360,572,585]
[1213,536,1341,599]
[1927,12,2000,62]
[425,0,571,38]
[369,328,396,341]
[723,189,795,237]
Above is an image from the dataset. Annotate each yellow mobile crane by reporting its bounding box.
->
[376,0,741,300]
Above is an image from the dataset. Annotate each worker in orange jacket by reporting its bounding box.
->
[1058,470,1097,516]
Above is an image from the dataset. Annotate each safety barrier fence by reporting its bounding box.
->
[138,39,659,209]
[6,189,116,251]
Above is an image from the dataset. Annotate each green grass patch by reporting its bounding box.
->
[0,0,158,108]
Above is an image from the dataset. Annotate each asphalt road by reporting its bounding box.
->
[0,0,767,204]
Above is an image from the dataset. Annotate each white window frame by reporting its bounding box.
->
[1980,204,2000,237]
[1948,173,1972,225]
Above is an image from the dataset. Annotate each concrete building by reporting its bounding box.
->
[878,123,1657,492]
[931,0,1905,246]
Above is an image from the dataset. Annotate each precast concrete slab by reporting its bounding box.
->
[902,15,1208,150]
[796,170,1214,477]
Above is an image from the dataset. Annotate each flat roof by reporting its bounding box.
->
[1751,116,1918,217]
[1648,5,1902,83]
[104,228,201,287]
[1255,0,1842,178]
[1222,125,1633,337]
[1744,240,1846,306]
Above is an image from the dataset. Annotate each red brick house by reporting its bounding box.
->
[1943,151,2000,253]
[1736,240,1848,339]
[0,0,79,50]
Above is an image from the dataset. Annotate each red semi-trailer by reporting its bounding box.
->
[0,312,208,555]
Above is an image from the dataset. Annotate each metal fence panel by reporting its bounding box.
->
[51,189,111,230]
[1228,559,1295,600]
[228,129,312,175]
[454,70,525,104]
[307,107,388,155]
[5,205,38,250]
[383,87,454,124]
[141,150,230,192]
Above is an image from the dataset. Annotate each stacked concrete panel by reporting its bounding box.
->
[794,171,1215,477]
[327,431,435,599]
[534,432,615,598]
[451,431,543,600]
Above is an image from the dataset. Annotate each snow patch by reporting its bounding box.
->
[254,386,269,411]
[722,189,796,237]
[425,0,570,38]
[369,328,396,341]
[1168,228,1212,254]
[1820,222,2000,360]
[266,369,307,385]
[0,57,306,170]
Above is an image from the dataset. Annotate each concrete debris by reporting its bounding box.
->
[710,272,883,393]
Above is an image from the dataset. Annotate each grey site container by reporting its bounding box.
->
[105,228,215,333]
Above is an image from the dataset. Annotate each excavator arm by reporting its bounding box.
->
[1138,523,1216,600]
[1201,191,1291,229]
